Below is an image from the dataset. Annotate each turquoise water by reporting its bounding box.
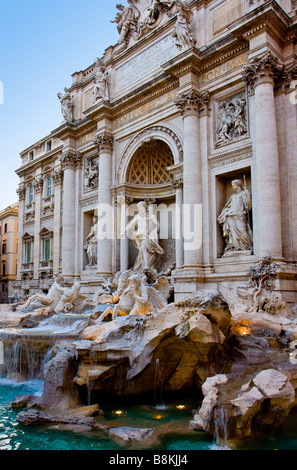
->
[1,378,297,450]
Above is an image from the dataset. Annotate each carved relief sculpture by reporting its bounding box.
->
[218,179,253,254]
[216,93,248,144]
[84,158,99,190]
[57,87,73,122]
[92,58,109,102]
[84,218,98,267]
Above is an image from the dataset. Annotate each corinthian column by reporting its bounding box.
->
[243,53,283,259]
[175,90,203,267]
[60,151,81,280]
[94,133,114,276]
[16,183,26,281]
[52,169,63,274]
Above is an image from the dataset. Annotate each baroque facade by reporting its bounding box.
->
[15,0,297,303]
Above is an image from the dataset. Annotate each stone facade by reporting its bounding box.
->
[15,0,297,303]
[0,203,19,303]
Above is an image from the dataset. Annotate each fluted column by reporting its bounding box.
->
[16,183,26,281]
[175,90,203,267]
[60,152,81,280]
[52,169,63,274]
[95,133,114,276]
[243,53,283,259]
[33,177,43,280]
[171,178,184,268]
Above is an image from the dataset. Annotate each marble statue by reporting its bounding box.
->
[84,218,98,267]
[24,275,86,314]
[172,1,195,49]
[24,273,65,310]
[57,87,73,122]
[121,201,164,272]
[92,58,109,102]
[218,179,253,254]
[55,282,87,314]
[111,2,139,44]
[98,270,170,320]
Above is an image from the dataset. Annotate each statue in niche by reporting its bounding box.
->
[92,58,109,102]
[218,179,253,254]
[85,158,99,189]
[111,2,139,45]
[121,201,164,272]
[84,218,98,267]
[57,87,73,122]
[217,96,247,143]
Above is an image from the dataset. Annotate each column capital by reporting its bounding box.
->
[174,90,210,117]
[33,176,43,194]
[94,132,113,154]
[16,183,26,201]
[242,52,283,92]
[60,151,82,170]
[52,169,64,186]
[170,176,183,189]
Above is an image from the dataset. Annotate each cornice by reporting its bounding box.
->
[227,0,291,46]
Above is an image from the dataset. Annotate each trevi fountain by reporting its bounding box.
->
[3,0,297,453]
[1,199,297,451]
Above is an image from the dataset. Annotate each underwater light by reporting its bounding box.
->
[113,410,124,416]
[154,415,163,420]
[176,405,186,410]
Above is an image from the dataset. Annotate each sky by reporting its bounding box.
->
[0,0,122,209]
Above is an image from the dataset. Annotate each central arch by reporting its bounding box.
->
[126,139,174,185]
[117,125,183,185]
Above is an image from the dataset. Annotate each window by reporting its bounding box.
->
[43,238,51,261]
[4,223,7,233]
[46,141,52,152]
[46,177,52,197]
[29,151,34,161]
[2,263,6,276]
[25,243,31,263]
[2,243,6,255]
[28,185,34,204]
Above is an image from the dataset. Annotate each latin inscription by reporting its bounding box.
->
[116,36,182,92]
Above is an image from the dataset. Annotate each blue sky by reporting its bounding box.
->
[0,0,122,208]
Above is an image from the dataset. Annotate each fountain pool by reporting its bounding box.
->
[1,378,297,450]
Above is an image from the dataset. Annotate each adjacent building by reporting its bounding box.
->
[14,0,297,303]
[0,203,18,303]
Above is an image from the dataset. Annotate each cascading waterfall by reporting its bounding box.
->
[213,406,230,449]
[0,312,92,381]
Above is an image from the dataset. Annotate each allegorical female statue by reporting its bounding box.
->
[121,201,164,272]
[218,179,253,254]
[84,218,98,266]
